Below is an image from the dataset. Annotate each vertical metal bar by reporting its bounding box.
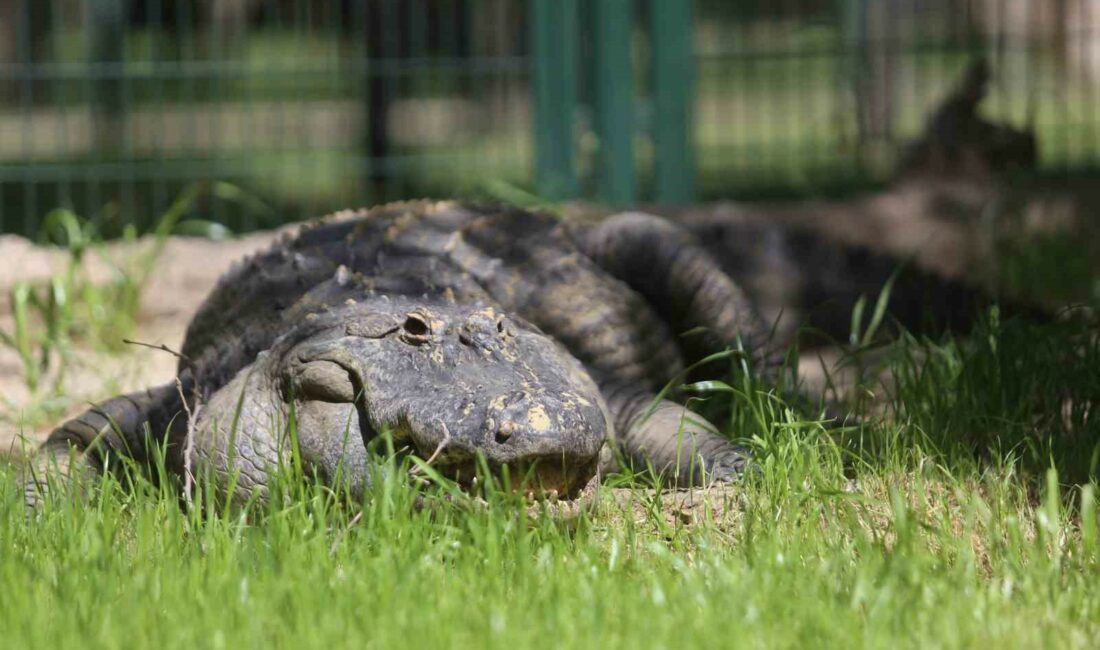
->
[649,0,694,204]
[181,0,198,233]
[236,0,255,231]
[385,0,401,200]
[51,0,70,217]
[364,0,399,202]
[408,0,426,198]
[120,6,135,232]
[839,0,864,178]
[350,0,367,208]
[1060,0,1072,172]
[462,0,478,188]
[17,0,36,234]
[149,0,166,226]
[323,0,342,221]
[288,0,303,207]
[89,0,125,202]
[530,0,578,199]
[1027,0,1043,169]
[788,0,809,184]
[591,0,635,204]
[1087,0,1098,167]
[210,0,227,230]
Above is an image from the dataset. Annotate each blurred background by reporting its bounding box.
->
[0,0,1096,236]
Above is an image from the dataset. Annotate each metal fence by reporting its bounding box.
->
[1,0,531,236]
[692,0,1100,198]
[0,0,1097,237]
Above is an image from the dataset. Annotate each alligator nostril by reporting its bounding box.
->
[495,421,517,444]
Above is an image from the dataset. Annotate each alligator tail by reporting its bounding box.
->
[683,215,1047,348]
[24,381,184,509]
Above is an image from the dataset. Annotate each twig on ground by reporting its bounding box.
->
[409,422,451,476]
[175,376,200,506]
[329,510,364,556]
[123,339,195,371]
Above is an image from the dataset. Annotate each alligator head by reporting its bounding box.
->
[189,280,610,499]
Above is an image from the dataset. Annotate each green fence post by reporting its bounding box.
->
[649,0,694,204]
[87,0,126,154]
[592,0,636,204]
[530,0,579,199]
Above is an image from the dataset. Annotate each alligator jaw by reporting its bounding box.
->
[430,454,598,500]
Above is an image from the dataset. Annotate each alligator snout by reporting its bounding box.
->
[473,387,605,475]
[408,388,597,496]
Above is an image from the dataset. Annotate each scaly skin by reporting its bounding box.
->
[678,208,1041,348]
[27,201,770,505]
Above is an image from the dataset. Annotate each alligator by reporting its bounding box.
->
[20,60,1054,507]
[26,201,792,506]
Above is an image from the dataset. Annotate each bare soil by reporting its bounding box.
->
[0,230,282,453]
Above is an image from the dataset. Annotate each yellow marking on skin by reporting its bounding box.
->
[488,394,508,413]
[527,404,551,433]
[345,298,357,306]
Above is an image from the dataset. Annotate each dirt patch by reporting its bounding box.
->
[0,230,281,453]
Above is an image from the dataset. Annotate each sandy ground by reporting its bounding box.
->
[0,230,283,453]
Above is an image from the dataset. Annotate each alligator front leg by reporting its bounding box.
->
[600,385,751,486]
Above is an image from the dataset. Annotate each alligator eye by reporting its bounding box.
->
[402,313,431,344]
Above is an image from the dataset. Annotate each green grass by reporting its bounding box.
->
[4,311,1099,648]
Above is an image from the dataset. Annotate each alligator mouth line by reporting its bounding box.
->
[369,422,596,499]
[428,455,597,500]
